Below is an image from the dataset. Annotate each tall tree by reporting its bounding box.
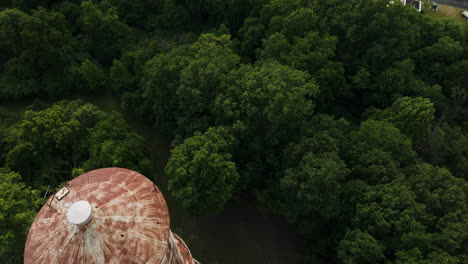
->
[6,100,151,187]
[279,132,349,228]
[370,97,436,152]
[137,33,240,137]
[0,171,42,263]
[258,28,349,113]
[339,163,467,263]
[0,8,76,98]
[79,1,133,63]
[70,59,106,93]
[166,126,239,215]
[214,60,318,187]
[174,34,240,136]
[344,119,416,185]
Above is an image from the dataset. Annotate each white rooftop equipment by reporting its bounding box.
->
[66,200,93,225]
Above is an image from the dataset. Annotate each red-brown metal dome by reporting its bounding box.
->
[24,168,196,264]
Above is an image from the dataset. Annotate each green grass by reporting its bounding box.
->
[423,1,467,24]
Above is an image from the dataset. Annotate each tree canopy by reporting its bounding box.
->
[0,0,467,262]
[5,100,151,188]
[166,126,239,215]
[0,171,41,263]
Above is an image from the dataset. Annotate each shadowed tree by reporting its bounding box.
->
[214,60,318,188]
[6,100,151,187]
[345,119,416,184]
[166,126,239,215]
[79,1,133,63]
[0,8,76,98]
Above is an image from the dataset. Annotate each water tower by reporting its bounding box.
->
[24,167,199,264]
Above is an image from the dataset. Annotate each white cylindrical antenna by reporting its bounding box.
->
[67,200,92,225]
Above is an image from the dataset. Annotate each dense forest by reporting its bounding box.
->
[0,0,467,263]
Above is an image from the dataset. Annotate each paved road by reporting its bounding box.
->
[434,0,468,9]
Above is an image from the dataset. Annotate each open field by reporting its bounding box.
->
[423,1,467,23]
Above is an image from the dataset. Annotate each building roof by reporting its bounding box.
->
[24,168,172,264]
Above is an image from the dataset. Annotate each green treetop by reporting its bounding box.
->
[166,126,239,215]
[0,171,42,263]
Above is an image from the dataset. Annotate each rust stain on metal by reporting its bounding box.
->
[172,233,196,264]
[24,167,197,264]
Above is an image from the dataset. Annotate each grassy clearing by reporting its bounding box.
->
[423,1,467,24]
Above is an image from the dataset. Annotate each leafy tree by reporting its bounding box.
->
[5,100,151,187]
[79,1,133,63]
[405,164,467,226]
[257,32,291,62]
[259,114,351,237]
[370,97,436,151]
[215,60,317,139]
[110,35,181,97]
[347,59,439,110]
[106,0,171,27]
[345,119,417,185]
[0,171,42,263]
[109,59,132,94]
[166,126,239,215]
[287,32,347,111]
[332,1,421,73]
[139,44,192,135]
[237,17,265,61]
[416,36,464,86]
[378,97,435,139]
[6,101,102,186]
[70,59,106,93]
[338,163,467,263]
[83,112,152,175]
[57,1,82,32]
[182,0,236,23]
[137,33,240,137]
[0,0,467,263]
[395,250,460,264]
[5,143,41,185]
[281,8,318,40]
[143,0,191,30]
[0,8,76,98]
[424,124,468,179]
[258,30,348,113]
[280,135,349,223]
[214,61,317,187]
[176,34,240,136]
[259,0,303,31]
[443,61,468,111]
[0,0,48,11]
[338,229,385,264]
[178,0,265,28]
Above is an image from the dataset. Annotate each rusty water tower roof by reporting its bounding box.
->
[24,168,195,264]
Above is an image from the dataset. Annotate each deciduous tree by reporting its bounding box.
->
[0,171,42,263]
[166,126,239,215]
[0,8,76,98]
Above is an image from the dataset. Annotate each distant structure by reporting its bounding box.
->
[400,0,422,11]
[387,0,422,11]
[24,167,199,264]
[462,10,468,20]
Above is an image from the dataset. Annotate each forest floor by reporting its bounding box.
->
[423,2,467,23]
